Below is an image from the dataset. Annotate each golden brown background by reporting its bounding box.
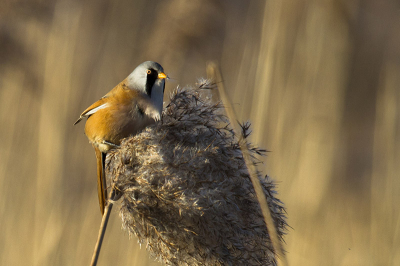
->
[1,0,399,265]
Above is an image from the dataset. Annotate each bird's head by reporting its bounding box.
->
[127,61,167,112]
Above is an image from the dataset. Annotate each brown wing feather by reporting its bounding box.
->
[74,98,108,125]
[73,82,124,125]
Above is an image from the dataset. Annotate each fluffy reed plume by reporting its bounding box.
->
[106,80,287,265]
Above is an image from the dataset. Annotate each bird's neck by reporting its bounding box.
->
[150,80,165,113]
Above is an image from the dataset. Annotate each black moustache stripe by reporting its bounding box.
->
[145,69,158,97]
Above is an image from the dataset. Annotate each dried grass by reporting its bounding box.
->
[106,82,287,265]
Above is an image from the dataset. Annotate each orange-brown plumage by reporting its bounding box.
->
[94,147,106,215]
[83,80,155,151]
[75,61,166,215]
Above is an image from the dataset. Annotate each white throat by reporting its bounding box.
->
[150,79,165,113]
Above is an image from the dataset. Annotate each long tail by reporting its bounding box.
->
[94,147,107,215]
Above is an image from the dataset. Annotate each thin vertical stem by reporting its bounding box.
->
[90,189,116,266]
[207,62,288,266]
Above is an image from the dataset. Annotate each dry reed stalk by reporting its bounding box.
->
[90,189,118,266]
[207,62,288,266]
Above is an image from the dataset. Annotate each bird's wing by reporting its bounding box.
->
[74,83,126,125]
[74,98,109,125]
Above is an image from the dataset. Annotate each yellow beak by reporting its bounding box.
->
[158,72,168,79]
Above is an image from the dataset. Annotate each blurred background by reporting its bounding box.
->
[1,0,399,265]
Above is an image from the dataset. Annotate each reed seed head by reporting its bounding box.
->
[106,80,287,265]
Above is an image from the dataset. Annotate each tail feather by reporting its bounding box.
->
[94,147,107,215]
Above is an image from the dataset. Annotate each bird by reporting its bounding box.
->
[74,61,167,215]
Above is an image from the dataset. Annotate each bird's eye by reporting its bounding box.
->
[146,69,152,75]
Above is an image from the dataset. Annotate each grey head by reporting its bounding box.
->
[126,61,167,113]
